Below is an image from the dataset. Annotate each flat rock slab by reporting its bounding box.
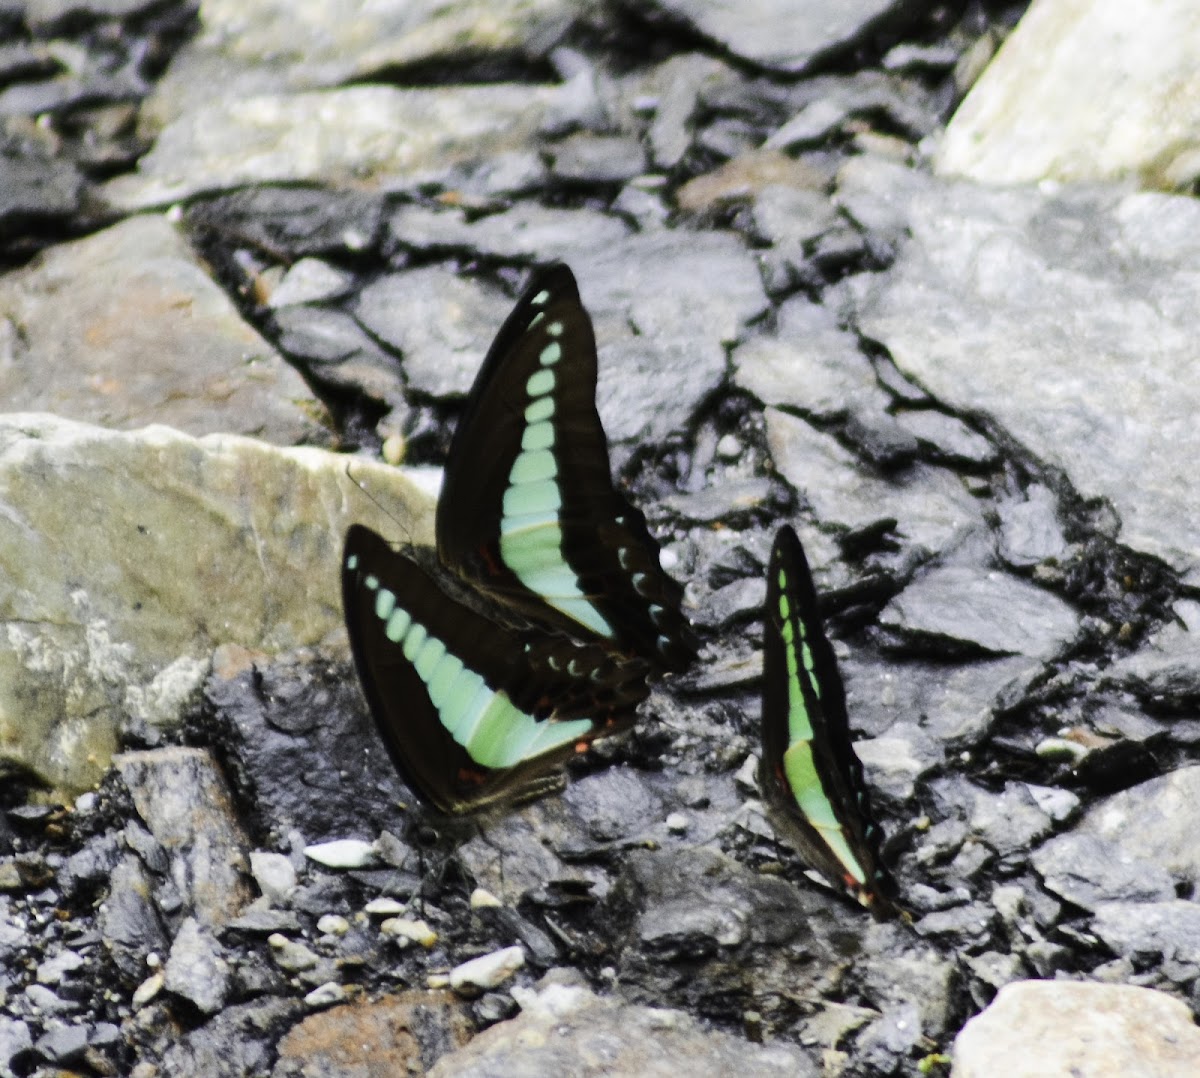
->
[846,160,1200,579]
[938,0,1200,189]
[954,980,1200,1077]
[141,0,580,129]
[625,0,927,75]
[102,84,563,211]
[879,566,1080,659]
[0,215,318,443]
[0,414,434,794]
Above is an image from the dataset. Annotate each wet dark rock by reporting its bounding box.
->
[879,566,1080,659]
[1031,834,1176,912]
[154,997,306,1077]
[687,576,767,631]
[114,748,253,927]
[387,202,631,265]
[97,854,168,980]
[203,652,409,844]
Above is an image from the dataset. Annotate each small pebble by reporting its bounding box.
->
[317,914,350,936]
[305,982,347,1007]
[665,812,689,834]
[364,897,406,916]
[449,946,525,994]
[268,934,320,972]
[715,433,743,460]
[132,972,164,1009]
[381,917,437,948]
[470,888,503,909]
[303,839,377,869]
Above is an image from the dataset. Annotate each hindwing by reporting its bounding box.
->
[343,525,650,815]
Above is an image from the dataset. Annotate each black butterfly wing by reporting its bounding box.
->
[760,525,898,917]
[343,524,650,816]
[436,263,695,674]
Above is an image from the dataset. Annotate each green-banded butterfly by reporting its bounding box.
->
[760,525,899,917]
[343,525,651,815]
[437,263,695,674]
[342,264,694,814]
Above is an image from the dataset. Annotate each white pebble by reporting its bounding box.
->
[132,972,164,1009]
[449,946,525,994]
[305,982,347,1007]
[381,917,437,948]
[303,839,377,869]
[469,888,503,909]
[665,812,689,834]
[317,914,350,936]
[364,897,406,916]
[250,851,297,904]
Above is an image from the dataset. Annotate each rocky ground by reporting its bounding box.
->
[2,0,1200,1075]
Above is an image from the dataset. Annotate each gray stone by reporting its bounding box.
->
[32,1022,88,1065]
[267,258,356,308]
[354,267,514,399]
[164,917,232,1015]
[1102,601,1200,706]
[1092,900,1200,966]
[115,748,253,926]
[996,485,1069,568]
[0,155,83,229]
[548,133,646,184]
[387,202,630,264]
[968,783,1055,857]
[0,1016,32,1072]
[625,0,928,75]
[1074,766,1200,887]
[98,854,168,979]
[102,84,568,211]
[849,171,1200,578]
[734,296,890,420]
[428,980,818,1078]
[893,409,997,467]
[0,215,319,443]
[1031,833,1176,911]
[938,0,1200,189]
[953,981,1200,1078]
[879,566,1080,659]
[766,408,985,555]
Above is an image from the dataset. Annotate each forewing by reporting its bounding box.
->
[436,263,694,673]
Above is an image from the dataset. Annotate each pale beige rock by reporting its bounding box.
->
[0,215,319,442]
[937,0,1200,189]
[0,414,434,793]
[953,980,1200,1077]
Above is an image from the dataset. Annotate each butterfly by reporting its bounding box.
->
[759,524,899,917]
[342,264,696,815]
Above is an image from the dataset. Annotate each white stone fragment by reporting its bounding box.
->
[304,982,347,1007]
[449,946,525,994]
[303,838,377,869]
[317,914,350,936]
[364,897,406,916]
[249,851,297,904]
[381,918,437,948]
[469,888,503,909]
[665,812,689,834]
[132,972,164,1009]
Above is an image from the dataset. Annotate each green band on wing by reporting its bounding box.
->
[360,573,594,769]
[783,743,868,885]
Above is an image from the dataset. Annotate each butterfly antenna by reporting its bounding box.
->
[344,460,416,548]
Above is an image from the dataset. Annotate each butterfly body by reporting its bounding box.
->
[342,264,694,816]
[760,525,899,917]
